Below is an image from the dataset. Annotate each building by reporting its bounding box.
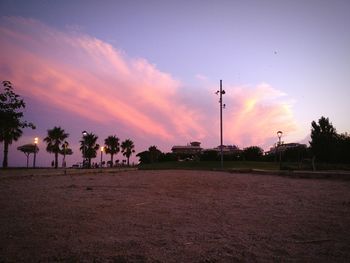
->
[266,143,307,155]
[211,145,241,155]
[171,141,202,155]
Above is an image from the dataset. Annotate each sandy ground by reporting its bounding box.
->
[0,170,350,262]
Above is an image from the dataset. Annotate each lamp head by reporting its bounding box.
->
[277,131,283,139]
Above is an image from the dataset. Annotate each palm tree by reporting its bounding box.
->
[121,139,135,166]
[44,126,69,168]
[80,132,99,168]
[59,141,73,168]
[104,135,120,167]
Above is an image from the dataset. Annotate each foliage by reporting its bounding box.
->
[309,116,350,164]
[148,146,162,163]
[282,144,308,162]
[310,116,338,162]
[17,144,39,168]
[104,135,120,167]
[59,141,72,167]
[200,150,218,161]
[80,132,100,168]
[136,151,151,164]
[159,152,177,162]
[0,81,35,168]
[121,139,135,166]
[44,126,69,168]
[59,145,73,156]
[136,146,163,164]
[337,133,350,164]
[242,146,264,161]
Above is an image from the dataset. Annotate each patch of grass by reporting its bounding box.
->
[138,161,280,171]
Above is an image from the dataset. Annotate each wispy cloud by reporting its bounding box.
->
[0,17,297,151]
[224,83,296,148]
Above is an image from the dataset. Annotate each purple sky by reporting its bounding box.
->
[0,0,349,167]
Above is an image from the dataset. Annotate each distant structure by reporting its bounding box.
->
[171,141,202,155]
[265,143,307,155]
[171,142,242,157]
[211,145,241,155]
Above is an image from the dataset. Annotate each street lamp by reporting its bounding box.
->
[33,137,38,168]
[100,146,104,168]
[277,131,283,169]
[82,131,87,168]
[216,80,226,169]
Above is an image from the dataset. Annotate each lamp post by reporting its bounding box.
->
[82,131,87,168]
[33,137,38,168]
[216,80,226,169]
[100,146,104,168]
[277,131,283,169]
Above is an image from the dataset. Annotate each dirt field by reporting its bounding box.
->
[1,170,350,262]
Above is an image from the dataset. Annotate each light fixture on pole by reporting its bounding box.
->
[277,131,283,169]
[100,146,104,168]
[216,80,226,169]
[33,137,39,168]
[82,131,87,168]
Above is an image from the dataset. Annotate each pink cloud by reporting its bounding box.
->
[0,17,298,153]
[224,83,297,148]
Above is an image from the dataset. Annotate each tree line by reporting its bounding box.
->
[137,117,350,168]
[1,81,349,169]
[0,81,135,168]
[42,127,135,168]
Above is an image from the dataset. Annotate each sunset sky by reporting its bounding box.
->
[1,0,349,167]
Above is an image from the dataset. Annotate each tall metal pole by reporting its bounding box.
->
[220,80,224,169]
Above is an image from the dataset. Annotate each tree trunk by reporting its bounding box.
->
[111,154,114,167]
[26,153,29,168]
[2,141,9,168]
[88,158,91,168]
[127,157,130,166]
[55,152,58,169]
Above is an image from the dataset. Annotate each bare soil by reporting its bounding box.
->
[0,170,350,262]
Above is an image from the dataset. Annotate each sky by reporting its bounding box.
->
[0,0,349,167]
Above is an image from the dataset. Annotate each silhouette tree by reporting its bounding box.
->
[17,144,39,168]
[310,116,338,162]
[136,151,151,164]
[104,135,120,167]
[121,139,135,166]
[0,81,35,168]
[243,146,264,161]
[136,146,162,164]
[44,126,69,168]
[80,132,99,168]
[148,145,162,163]
[59,141,73,167]
[337,133,350,164]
